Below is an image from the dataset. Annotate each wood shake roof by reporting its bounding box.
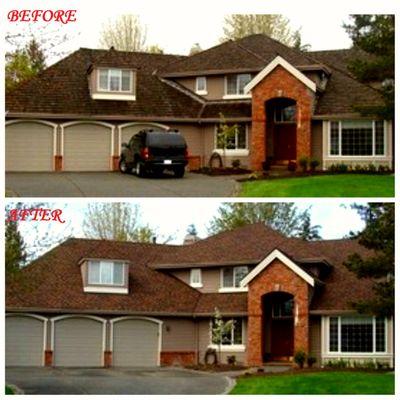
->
[6,34,385,120]
[6,224,377,315]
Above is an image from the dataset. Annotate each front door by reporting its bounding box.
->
[270,318,294,359]
[274,124,296,161]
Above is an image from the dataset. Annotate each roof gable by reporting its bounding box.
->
[245,56,317,93]
[240,249,315,287]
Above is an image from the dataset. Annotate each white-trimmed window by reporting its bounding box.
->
[98,69,132,92]
[225,74,252,96]
[328,316,386,354]
[190,268,202,288]
[195,76,207,94]
[329,120,385,157]
[222,266,249,288]
[211,317,243,345]
[88,260,125,286]
[215,123,247,151]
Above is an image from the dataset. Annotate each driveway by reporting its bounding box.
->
[6,367,232,395]
[6,172,238,197]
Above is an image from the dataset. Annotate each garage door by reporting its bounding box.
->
[53,317,104,367]
[6,121,54,171]
[112,318,160,367]
[120,124,169,151]
[63,123,111,171]
[6,315,45,366]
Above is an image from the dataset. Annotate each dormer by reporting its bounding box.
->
[79,258,130,294]
[88,65,136,101]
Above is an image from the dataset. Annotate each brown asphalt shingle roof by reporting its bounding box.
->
[6,224,378,314]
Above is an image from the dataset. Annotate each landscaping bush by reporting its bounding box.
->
[288,160,297,172]
[310,159,320,172]
[325,359,350,369]
[368,163,377,173]
[227,355,237,365]
[294,350,307,368]
[307,355,317,368]
[231,159,241,169]
[298,156,309,172]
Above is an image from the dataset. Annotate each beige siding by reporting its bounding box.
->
[309,316,321,366]
[6,122,54,171]
[170,270,190,286]
[169,124,203,158]
[112,319,159,367]
[6,315,45,366]
[311,121,323,166]
[161,318,196,351]
[63,124,112,171]
[175,76,226,100]
[54,317,103,367]
[171,268,221,293]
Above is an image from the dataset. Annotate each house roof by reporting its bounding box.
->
[5,35,385,120]
[6,223,377,315]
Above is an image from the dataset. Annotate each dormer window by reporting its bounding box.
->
[98,69,132,92]
[195,76,207,95]
[88,260,124,285]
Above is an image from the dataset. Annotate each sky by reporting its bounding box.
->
[11,201,366,257]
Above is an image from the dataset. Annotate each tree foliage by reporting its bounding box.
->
[296,210,321,241]
[211,308,234,364]
[208,203,320,239]
[344,15,394,119]
[6,38,46,90]
[83,203,155,243]
[189,43,203,55]
[146,44,164,54]
[221,14,302,47]
[344,203,394,316]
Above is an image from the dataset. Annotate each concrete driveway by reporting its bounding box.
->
[6,172,238,197]
[6,367,233,395]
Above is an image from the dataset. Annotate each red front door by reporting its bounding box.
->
[270,318,294,358]
[274,124,296,161]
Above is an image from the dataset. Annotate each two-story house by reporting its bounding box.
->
[5,34,393,172]
[6,223,394,368]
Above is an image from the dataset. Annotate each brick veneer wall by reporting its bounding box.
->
[247,259,311,366]
[250,65,315,170]
[161,351,196,366]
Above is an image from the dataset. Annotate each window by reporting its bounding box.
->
[88,261,124,286]
[216,123,247,150]
[328,316,386,353]
[275,105,296,123]
[329,120,385,156]
[272,299,294,318]
[225,74,252,96]
[222,266,249,288]
[195,76,207,94]
[98,69,132,92]
[190,268,202,287]
[211,317,243,345]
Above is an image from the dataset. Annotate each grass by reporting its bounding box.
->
[239,174,394,197]
[230,371,394,394]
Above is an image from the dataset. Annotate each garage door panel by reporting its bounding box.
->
[64,124,111,171]
[6,122,54,171]
[54,318,103,367]
[6,316,44,366]
[113,319,159,367]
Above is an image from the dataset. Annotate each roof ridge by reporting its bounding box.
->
[80,46,185,58]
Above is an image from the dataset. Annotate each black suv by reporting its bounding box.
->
[119,129,189,178]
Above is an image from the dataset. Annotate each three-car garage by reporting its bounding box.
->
[5,314,162,368]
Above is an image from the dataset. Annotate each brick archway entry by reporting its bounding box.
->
[249,65,315,171]
[247,259,312,366]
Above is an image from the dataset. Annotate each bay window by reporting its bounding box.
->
[329,120,385,156]
[328,316,386,353]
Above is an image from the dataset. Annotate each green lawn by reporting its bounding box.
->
[239,174,394,197]
[230,371,394,395]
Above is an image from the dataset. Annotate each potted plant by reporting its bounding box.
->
[298,156,309,173]
[294,350,307,368]
[310,159,320,173]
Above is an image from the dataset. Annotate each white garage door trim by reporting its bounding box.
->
[6,313,48,366]
[110,316,163,366]
[60,121,114,170]
[117,122,170,151]
[50,314,107,367]
[6,119,58,171]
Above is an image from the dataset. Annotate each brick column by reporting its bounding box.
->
[44,350,53,366]
[54,156,63,171]
[104,351,112,367]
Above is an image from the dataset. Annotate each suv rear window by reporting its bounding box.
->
[146,132,186,148]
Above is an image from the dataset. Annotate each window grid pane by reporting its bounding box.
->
[88,261,100,284]
[329,317,339,352]
[237,125,246,149]
[237,74,251,94]
[216,124,246,150]
[233,318,242,344]
[234,266,249,287]
[341,316,373,353]
[226,75,237,94]
[100,262,113,284]
[375,121,384,155]
[223,268,234,287]
[375,317,386,352]
[113,262,124,285]
[341,121,373,156]
[197,77,206,91]
[99,70,108,90]
[121,71,131,91]
[211,318,243,345]
[330,122,339,155]
[191,269,201,284]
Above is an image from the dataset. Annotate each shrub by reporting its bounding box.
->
[307,355,317,368]
[227,355,236,365]
[368,163,377,173]
[325,358,350,369]
[337,163,348,173]
[231,159,241,169]
[309,159,320,172]
[294,350,307,368]
[298,156,309,172]
[288,161,297,172]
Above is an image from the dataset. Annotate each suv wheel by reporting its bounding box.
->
[135,162,146,177]
[174,166,185,178]
[119,158,131,174]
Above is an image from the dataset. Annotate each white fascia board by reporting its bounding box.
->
[244,55,317,94]
[240,249,315,287]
